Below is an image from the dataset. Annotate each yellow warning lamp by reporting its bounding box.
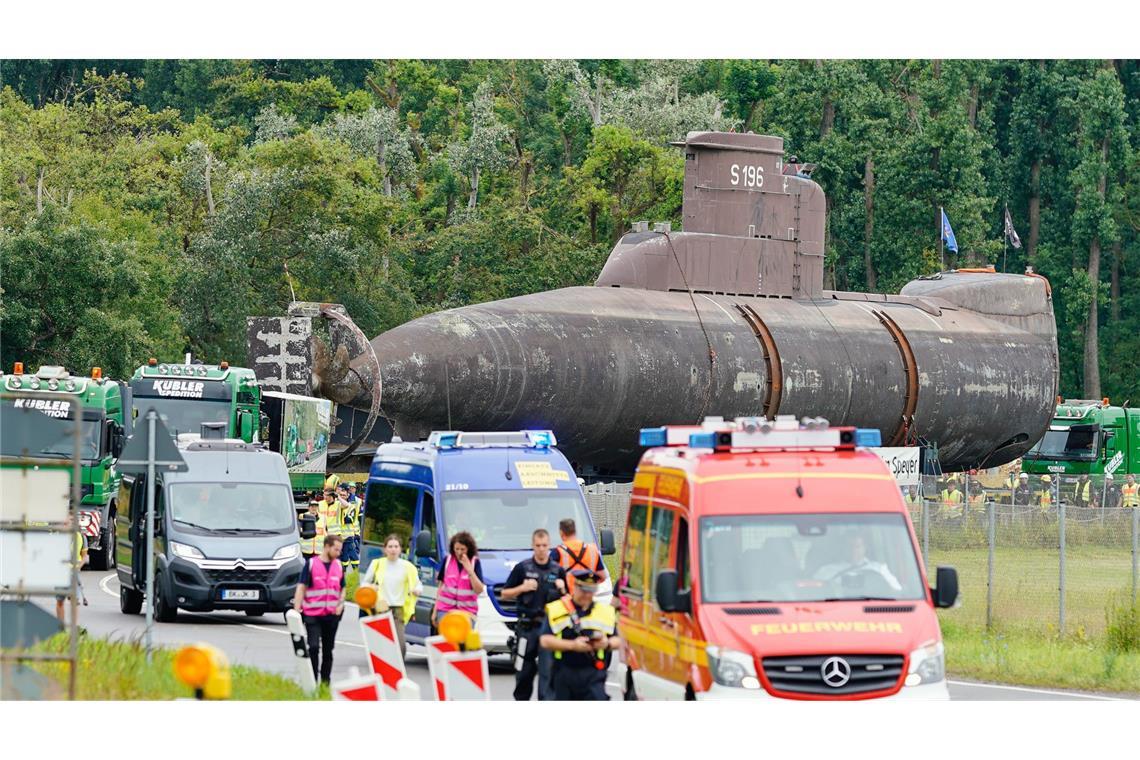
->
[91,367,103,381]
[438,611,472,648]
[1103,397,1110,406]
[173,643,232,700]
[148,357,158,366]
[13,362,24,375]
[220,361,229,370]
[354,585,378,613]
[464,629,482,651]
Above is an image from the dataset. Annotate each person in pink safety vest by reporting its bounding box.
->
[292,534,345,685]
[433,531,485,626]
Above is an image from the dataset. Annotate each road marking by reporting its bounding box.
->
[947,679,1124,701]
[98,572,364,649]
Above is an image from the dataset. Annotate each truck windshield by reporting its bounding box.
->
[441,490,596,550]
[0,401,100,461]
[169,483,294,534]
[699,513,925,603]
[1027,425,1099,461]
[133,397,230,438]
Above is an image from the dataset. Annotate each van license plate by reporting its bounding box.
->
[222,589,260,601]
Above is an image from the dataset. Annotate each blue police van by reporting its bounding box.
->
[361,430,614,653]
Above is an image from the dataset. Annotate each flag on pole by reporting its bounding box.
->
[1003,206,1022,249]
[941,208,958,253]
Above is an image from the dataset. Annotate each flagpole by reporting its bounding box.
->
[939,206,944,272]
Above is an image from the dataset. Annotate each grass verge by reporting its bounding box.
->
[941,619,1140,695]
[29,633,315,700]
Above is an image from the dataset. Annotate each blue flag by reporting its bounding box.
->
[941,208,958,253]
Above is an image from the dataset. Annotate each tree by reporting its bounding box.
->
[447,80,511,211]
[320,106,415,196]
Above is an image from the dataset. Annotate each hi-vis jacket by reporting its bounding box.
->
[544,596,616,663]
[362,557,421,621]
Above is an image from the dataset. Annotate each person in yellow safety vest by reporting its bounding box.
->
[336,483,361,571]
[300,499,327,559]
[1074,475,1092,508]
[319,487,344,542]
[903,486,921,508]
[55,530,88,625]
[1038,475,1054,510]
[540,570,620,701]
[1122,474,1139,508]
[940,480,964,518]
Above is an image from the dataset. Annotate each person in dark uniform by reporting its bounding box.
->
[500,528,566,700]
[540,569,620,701]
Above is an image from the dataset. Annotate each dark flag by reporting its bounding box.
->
[1003,206,1022,249]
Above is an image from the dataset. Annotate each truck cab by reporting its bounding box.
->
[2,364,129,570]
[1023,398,1138,480]
[363,430,615,654]
[128,359,261,443]
[614,416,958,700]
[115,436,304,620]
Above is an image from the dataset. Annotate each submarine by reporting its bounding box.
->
[333,131,1059,474]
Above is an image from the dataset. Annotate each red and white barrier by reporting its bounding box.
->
[424,635,458,700]
[438,650,491,701]
[331,669,384,701]
[359,612,407,700]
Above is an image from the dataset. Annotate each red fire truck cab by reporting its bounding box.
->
[613,416,958,700]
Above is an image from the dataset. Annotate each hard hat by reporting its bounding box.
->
[1019,473,1029,480]
[1105,473,1114,480]
[1041,475,1052,482]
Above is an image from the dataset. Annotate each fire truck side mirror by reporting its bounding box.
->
[932,566,959,609]
[655,570,691,614]
[600,528,616,556]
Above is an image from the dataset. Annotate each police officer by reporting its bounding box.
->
[501,528,566,700]
[337,483,361,571]
[540,569,620,701]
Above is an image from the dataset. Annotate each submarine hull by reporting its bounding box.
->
[365,275,1056,473]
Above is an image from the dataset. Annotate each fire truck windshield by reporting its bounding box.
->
[699,513,925,603]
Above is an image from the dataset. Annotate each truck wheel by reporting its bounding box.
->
[120,584,143,615]
[90,521,117,570]
[154,575,178,623]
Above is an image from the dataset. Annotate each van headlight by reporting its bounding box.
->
[905,640,945,686]
[273,544,300,560]
[706,645,760,689]
[170,541,205,560]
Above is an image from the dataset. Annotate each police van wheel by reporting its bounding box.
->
[623,669,639,701]
[120,585,143,615]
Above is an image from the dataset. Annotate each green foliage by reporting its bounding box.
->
[1106,595,1140,653]
[0,59,1136,404]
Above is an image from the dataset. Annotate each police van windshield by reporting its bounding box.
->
[169,483,294,534]
[134,398,230,438]
[441,490,595,550]
[700,513,925,603]
[1027,425,1099,461]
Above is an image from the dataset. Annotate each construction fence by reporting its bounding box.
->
[913,473,1139,639]
[583,481,634,552]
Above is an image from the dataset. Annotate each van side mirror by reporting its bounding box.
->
[654,569,691,614]
[932,566,959,608]
[600,528,616,556]
[298,514,317,540]
[415,529,434,558]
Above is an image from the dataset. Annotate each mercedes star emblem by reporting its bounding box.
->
[820,656,852,688]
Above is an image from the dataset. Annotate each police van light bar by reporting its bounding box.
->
[428,430,558,449]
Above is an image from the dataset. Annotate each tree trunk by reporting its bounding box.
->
[1111,238,1121,323]
[862,155,877,290]
[36,166,45,215]
[520,154,532,208]
[1083,137,1109,398]
[204,156,216,216]
[820,97,834,139]
[562,131,573,167]
[967,84,979,129]
[467,166,480,210]
[1027,160,1040,265]
[589,206,598,245]
[377,141,391,197]
[445,192,455,223]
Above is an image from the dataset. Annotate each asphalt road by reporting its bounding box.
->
[61,569,1124,701]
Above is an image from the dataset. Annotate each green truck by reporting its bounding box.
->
[1022,398,1139,477]
[128,359,262,442]
[129,361,330,507]
[1,364,130,569]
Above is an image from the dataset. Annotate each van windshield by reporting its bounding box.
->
[441,490,595,550]
[169,483,294,534]
[699,513,925,603]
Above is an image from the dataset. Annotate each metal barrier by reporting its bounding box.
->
[583,481,633,551]
[910,472,1138,638]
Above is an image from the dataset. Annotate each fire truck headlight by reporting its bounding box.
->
[905,640,945,686]
[706,646,759,688]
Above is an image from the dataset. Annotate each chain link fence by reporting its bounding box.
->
[911,473,1139,639]
[583,481,633,551]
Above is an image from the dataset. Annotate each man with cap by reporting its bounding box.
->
[1013,473,1032,507]
[540,569,620,701]
[1101,473,1122,509]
